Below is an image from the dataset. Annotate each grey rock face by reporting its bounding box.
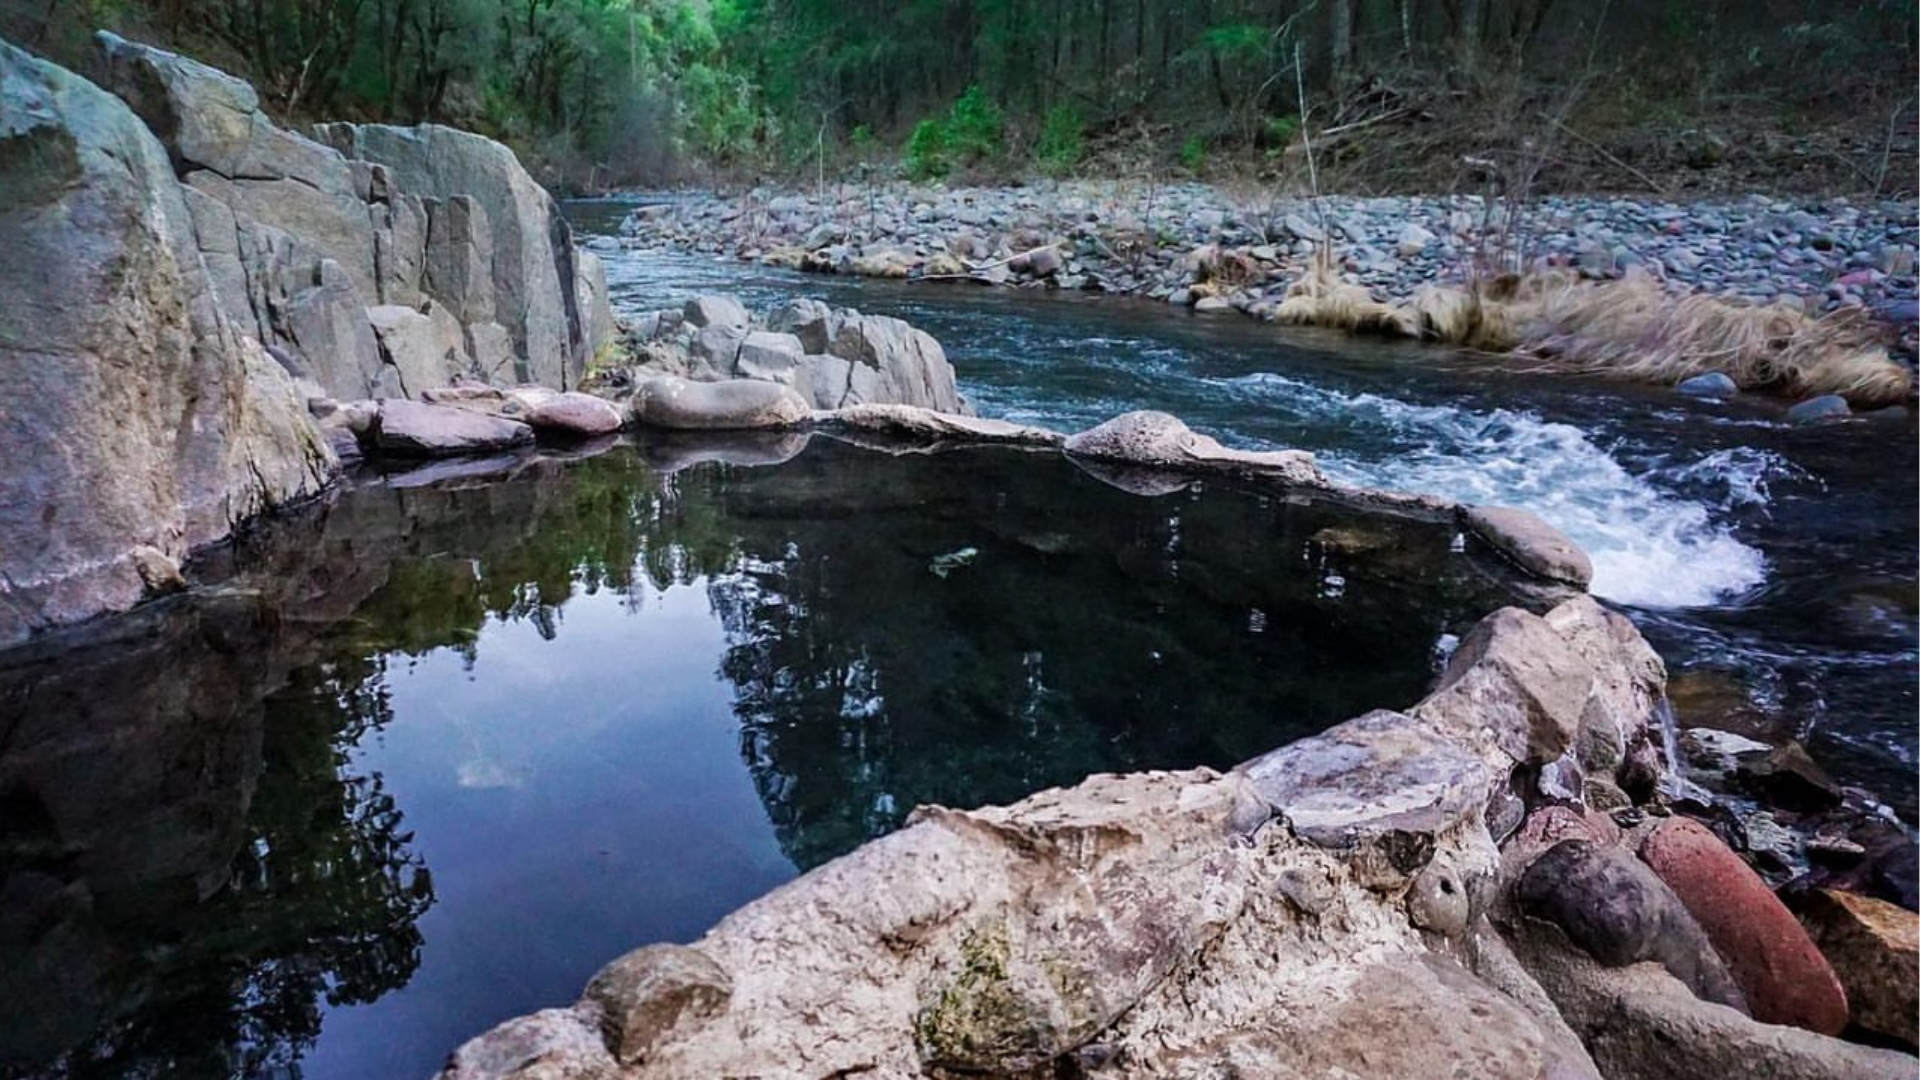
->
[0,41,334,646]
[630,377,810,430]
[426,194,496,325]
[315,122,596,389]
[366,304,460,396]
[683,294,750,330]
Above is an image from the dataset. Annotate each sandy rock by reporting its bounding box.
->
[1416,606,1591,766]
[1639,816,1849,1035]
[1063,411,1323,483]
[630,377,809,430]
[583,944,731,1065]
[522,392,623,436]
[1510,919,1914,1080]
[1789,888,1918,1048]
[1464,505,1594,588]
[438,1007,616,1080]
[1239,709,1489,889]
[366,304,459,397]
[371,400,535,456]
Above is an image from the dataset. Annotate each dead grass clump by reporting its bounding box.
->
[1190,244,1264,289]
[1276,254,1419,337]
[1275,259,1911,406]
[1509,269,1912,405]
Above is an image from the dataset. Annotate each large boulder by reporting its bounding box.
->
[0,40,334,646]
[762,299,967,412]
[1064,411,1324,484]
[314,122,597,389]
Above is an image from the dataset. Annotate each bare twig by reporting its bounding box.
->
[1540,112,1668,195]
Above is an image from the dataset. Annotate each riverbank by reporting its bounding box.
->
[609,183,1920,408]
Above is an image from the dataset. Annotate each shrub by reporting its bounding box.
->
[1179,134,1207,173]
[905,118,950,180]
[945,84,1004,161]
[1035,103,1084,176]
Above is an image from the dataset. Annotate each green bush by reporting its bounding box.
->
[945,84,1004,160]
[1035,103,1084,176]
[905,118,950,180]
[1179,135,1207,173]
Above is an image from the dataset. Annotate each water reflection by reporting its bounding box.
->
[0,436,1539,1078]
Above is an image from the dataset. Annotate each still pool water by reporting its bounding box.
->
[0,439,1536,1078]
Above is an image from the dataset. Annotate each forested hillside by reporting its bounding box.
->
[6,0,1915,193]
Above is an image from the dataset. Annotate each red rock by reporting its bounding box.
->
[1638,816,1848,1035]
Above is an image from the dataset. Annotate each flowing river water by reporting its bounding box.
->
[0,199,1911,1080]
[572,198,1917,815]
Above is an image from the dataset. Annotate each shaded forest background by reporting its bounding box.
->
[6,0,1916,195]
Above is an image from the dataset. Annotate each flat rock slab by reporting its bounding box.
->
[1064,410,1322,483]
[372,399,534,456]
[1464,505,1594,588]
[632,376,809,430]
[1238,709,1486,886]
[823,403,1064,445]
[1639,816,1849,1035]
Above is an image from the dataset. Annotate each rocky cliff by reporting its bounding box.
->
[0,33,616,647]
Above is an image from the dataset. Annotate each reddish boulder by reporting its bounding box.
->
[1639,816,1849,1035]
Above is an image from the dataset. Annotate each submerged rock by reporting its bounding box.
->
[1677,371,1739,398]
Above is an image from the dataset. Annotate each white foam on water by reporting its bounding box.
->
[1219,372,1768,609]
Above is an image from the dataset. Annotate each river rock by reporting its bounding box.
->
[822,404,1064,446]
[1416,606,1589,765]
[733,331,807,385]
[370,400,535,456]
[1515,840,1745,1009]
[1638,816,1850,1035]
[1788,888,1917,1048]
[1787,395,1852,423]
[631,377,809,430]
[1463,505,1594,589]
[522,392,624,436]
[0,39,334,647]
[1677,371,1739,398]
[1734,741,1843,813]
[1512,918,1916,1080]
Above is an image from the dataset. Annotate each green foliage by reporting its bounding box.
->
[1179,135,1208,173]
[1265,115,1300,145]
[944,85,1005,161]
[1199,22,1269,61]
[849,123,877,158]
[902,85,1005,180]
[1035,103,1084,176]
[905,117,950,180]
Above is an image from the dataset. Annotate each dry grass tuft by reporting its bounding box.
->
[1275,253,1420,337]
[1275,257,1912,406]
